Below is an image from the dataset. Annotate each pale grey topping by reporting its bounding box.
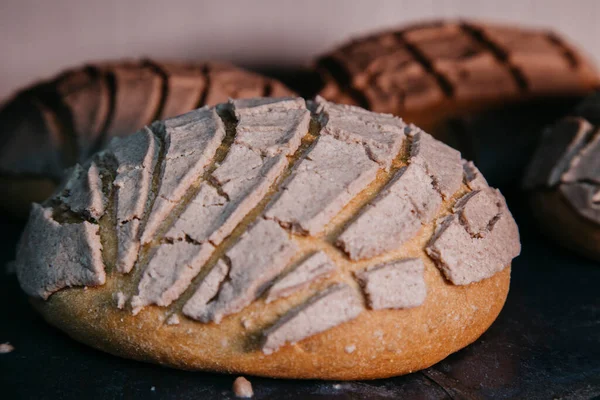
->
[410,130,463,199]
[109,128,160,273]
[232,97,304,112]
[523,118,595,189]
[131,241,215,313]
[182,259,229,321]
[560,183,600,224]
[141,108,226,244]
[132,98,309,313]
[355,259,426,310]
[15,204,105,299]
[232,97,310,157]
[426,190,520,285]
[262,283,364,355]
[116,219,141,274]
[453,190,500,237]
[561,130,600,184]
[266,251,336,303]
[166,183,228,243]
[314,96,406,169]
[168,147,287,245]
[199,219,299,323]
[462,160,489,191]
[57,161,108,220]
[337,163,441,260]
[265,135,379,235]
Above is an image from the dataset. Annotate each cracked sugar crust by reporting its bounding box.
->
[182,259,229,320]
[232,97,310,157]
[314,96,406,169]
[337,163,441,260]
[462,160,489,191]
[523,117,595,189]
[200,219,299,323]
[109,127,160,273]
[14,97,520,367]
[131,241,215,313]
[426,189,520,285]
[561,128,600,185]
[15,204,105,299]
[409,128,463,199]
[453,189,502,237]
[265,135,379,235]
[262,283,364,355]
[141,107,226,244]
[355,258,426,310]
[168,147,288,245]
[266,251,336,303]
[56,160,109,220]
[560,183,600,224]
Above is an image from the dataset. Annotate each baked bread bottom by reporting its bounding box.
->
[530,191,600,262]
[32,265,510,380]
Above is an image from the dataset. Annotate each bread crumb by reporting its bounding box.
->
[0,343,14,354]
[332,384,342,389]
[344,344,356,354]
[233,376,253,398]
[150,386,156,392]
[166,314,180,325]
[114,292,128,309]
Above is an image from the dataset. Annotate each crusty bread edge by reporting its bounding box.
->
[31,264,510,380]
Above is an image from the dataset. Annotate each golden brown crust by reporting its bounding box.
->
[33,264,510,380]
[530,191,600,261]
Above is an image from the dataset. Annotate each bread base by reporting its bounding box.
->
[530,191,600,262]
[32,264,510,380]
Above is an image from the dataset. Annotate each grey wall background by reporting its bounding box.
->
[1,0,598,99]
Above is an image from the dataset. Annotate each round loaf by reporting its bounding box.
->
[315,20,600,133]
[15,97,520,379]
[0,60,294,216]
[524,92,600,261]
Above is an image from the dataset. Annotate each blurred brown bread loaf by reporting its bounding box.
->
[0,61,294,216]
[524,92,600,261]
[316,20,599,128]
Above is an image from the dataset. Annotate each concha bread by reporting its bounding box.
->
[15,97,520,380]
[524,92,600,261]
